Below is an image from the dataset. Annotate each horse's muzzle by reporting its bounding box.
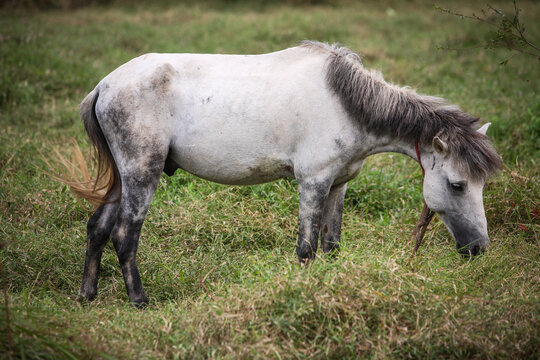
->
[456,239,488,257]
[442,214,490,257]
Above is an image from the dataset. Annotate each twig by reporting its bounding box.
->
[412,203,435,253]
[435,1,540,62]
[199,265,219,301]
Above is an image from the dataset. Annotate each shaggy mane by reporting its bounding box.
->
[301,41,502,181]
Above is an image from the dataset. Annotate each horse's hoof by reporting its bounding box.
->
[322,243,340,257]
[298,257,313,267]
[76,292,96,303]
[130,297,149,309]
[324,248,340,259]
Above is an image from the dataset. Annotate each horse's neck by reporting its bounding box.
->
[360,134,421,163]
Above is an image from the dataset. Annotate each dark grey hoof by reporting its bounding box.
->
[323,247,340,259]
[76,291,96,303]
[322,240,340,256]
[297,245,315,265]
[130,296,149,309]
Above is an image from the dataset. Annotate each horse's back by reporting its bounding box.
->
[92,46,357,185]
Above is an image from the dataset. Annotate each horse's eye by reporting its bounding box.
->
[450,183,464,192]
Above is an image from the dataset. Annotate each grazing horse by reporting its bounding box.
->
[68,41,501,306]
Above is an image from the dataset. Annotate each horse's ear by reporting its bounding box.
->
[477,122,491,135]
[432,136,448,155]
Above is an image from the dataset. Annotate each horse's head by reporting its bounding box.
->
[422,123,496,256]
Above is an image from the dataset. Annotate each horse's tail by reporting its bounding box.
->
[53,88,121,206]
[80,88,121,204]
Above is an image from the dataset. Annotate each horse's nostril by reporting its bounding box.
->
[470,245,482,256]
[458,244,484,257]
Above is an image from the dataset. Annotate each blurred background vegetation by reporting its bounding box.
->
[3,0,338,10]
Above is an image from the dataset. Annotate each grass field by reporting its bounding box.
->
[1,0,539,358]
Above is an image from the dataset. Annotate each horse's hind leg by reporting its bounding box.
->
[320,182,347,255]
[110,160,165,307]
[78,192,120,302]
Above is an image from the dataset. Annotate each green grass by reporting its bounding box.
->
[1,0,539,358]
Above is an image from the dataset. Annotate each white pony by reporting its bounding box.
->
[66,41,501,306]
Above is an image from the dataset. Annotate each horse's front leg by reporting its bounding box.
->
[320,182,347,255]
[296,179,332,264]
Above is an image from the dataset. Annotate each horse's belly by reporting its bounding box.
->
[166,95,299,184]
[167,145,294,185]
